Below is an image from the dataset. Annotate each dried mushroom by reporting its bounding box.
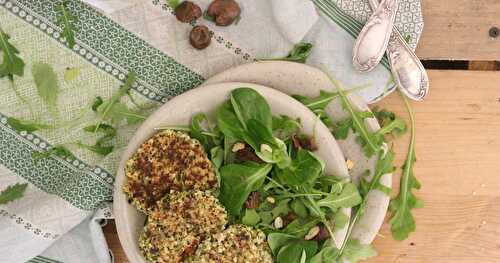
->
[189,25,211,50]
[207,0,241,26]
[174,1,202,23]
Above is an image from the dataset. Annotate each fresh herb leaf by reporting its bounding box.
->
[210,146,224,169]
[167,0,180,9]
[191,113,220,151]
[330,118,352,140]
[219,163,273,216]
[339,239,377,263]
[0,28,25,80]
[389,94,423,240]
[242,209,261,226]
[272,115,301,140]
[316,183,362,211]
[277,149,324,186]
[325,71,381,157]
[32,62,60,118]
[267,233,297,255]
[91,96,103,112]
[292,90,338,112]
[372,107,407,138]
[7,117,50,132]
[64,67,80,82]
[216,101,246,140]
[272,42,313,64]
[56,1,78,48]
[0,183,28,205]
[95,72,145,129]
[271,198,291,218]
[81,123,117,156]
[290,199,308,218]
[310,245,339,263]
[76,141,114,156]
[333,210,349,232]
[276,239,318,263]
[32,145,75,160]
[230,88,273,131]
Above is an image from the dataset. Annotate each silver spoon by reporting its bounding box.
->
[352,0,399,72]
[368,0,429,101]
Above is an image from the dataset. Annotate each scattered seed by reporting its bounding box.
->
[232,142,245,152]
[274,217,283,229]
[472,191,477,196]
[346,159,355,170]
[482,220,487,225]
[266,196,276,204]
[304,226,320,240]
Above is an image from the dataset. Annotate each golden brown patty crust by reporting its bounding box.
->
[191,224,273,263]
[139,190,228,263]
[123,130,218,212]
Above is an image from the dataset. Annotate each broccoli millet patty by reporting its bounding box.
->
[191,224,273,263]
[139,190,228,263]
[123,130,218,212]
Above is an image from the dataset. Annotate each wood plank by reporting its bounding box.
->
[416,0,500,60]
[468,61,499,71]
[104,70,500,262]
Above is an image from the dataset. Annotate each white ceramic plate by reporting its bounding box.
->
[205,61,392,245]
[114,82,352,262]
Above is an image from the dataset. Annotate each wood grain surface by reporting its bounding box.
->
[416,0,500,60]
[104,70,500,262]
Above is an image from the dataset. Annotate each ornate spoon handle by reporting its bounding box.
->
[352,0,399,72]
[368,0,429,100]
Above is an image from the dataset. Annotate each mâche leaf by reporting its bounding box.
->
[32,62,60,118]
[219,162,272,215]
[242,209,261,226]
[230,88,273,131]
[389,94,423,240]
[277,149,324,186]
[272,115,301,140]
[277,239,318,263]
[0,28,25,80]
[55,1,78,48]
[0,183,28,205]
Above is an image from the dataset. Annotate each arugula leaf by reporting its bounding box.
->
[242,209,261,226]
[333,210,349,232]
[389,94,423,240]
[91,96,103,112]
[340,239,377,263]
[95,72,145,129]
[230,88,273,131]
[0,28,25,80]
[64,67,80,82]
[7,117,50,132]
[32,63,60,118]
[292,90,338,112]
[372,107,407,138]
[191,113,220,151]
[81,123,117,156]
[32,145,75,160]
[76,141,113,156]
[219,162,272,215]
[272,115,301,140]
[0,183,28,205]
[266,42,313,64]
[55,1,78,48]
[316,183,362,211]
[325,71,381,157]
[167,0,180,9]
[277,149,324,186]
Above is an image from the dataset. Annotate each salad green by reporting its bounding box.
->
[161,87,363,262]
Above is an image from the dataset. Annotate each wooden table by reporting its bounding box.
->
[104,1,500,262]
